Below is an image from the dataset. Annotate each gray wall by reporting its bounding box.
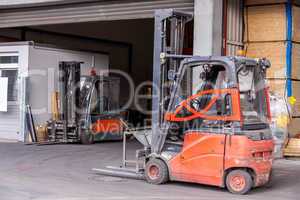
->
[28,45,109,125]
[193,0,223,56]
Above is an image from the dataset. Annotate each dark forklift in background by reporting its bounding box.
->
[94,9,274,195]
[47,61,123,144]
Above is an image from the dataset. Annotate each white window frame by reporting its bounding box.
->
[0,53,19,68]
[0,53,19,106]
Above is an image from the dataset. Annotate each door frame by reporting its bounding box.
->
[0,67,19,106]
[0,52,21,141]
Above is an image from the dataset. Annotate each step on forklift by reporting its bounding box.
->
[93,9,274,195]
[46,61,123,144]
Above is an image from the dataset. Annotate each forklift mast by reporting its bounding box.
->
[59,61,81,126]
[152,9,193,154]
[51,61,82,142]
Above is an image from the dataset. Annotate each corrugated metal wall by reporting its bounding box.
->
[0,104,20,140]
[0,0,63,6]
[0,0,194,28]
[226,0,244,56]
[0,0,100,8]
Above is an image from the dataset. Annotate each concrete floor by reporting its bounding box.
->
[0,140,298,200]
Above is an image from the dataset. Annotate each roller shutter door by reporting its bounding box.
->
[0,0,194,28]
[225,0,244,56]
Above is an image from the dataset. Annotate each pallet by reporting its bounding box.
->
[25,141,64,146]
[288,118,300,137]
[284,152,300,157]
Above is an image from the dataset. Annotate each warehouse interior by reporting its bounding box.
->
[0,19,155,109]
[0,16,194,135]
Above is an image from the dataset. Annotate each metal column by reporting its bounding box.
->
[193,0,223,56]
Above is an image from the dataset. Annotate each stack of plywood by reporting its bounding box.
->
[288,117,300,137]
[245,1,300,118]
[284,138,300,157]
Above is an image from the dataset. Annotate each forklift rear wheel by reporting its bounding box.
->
[145,159,169,185]
[80,132,94,145]
[226,170,253,195]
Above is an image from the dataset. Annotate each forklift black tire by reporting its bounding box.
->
[226,170,253,195]
[80,132,94,145]
[145,159,169,185]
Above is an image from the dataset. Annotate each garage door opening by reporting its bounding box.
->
[28,19,155,128]
[0,14,193,142]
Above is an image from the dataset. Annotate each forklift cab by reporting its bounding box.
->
[165,57,271,136]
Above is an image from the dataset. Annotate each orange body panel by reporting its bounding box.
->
[169,132,226,186]
[91,119,123,135]
[168,131,274,187]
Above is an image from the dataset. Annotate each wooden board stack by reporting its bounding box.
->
[284,138,300,157]
[288,117,300,136]
[245,0,300,137]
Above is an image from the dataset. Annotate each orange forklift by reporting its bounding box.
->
[94,9,274,195]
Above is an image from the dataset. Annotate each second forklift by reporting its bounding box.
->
[47,61,123,144]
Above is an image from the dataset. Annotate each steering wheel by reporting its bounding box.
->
[194,83,214,111]
[190,98,202,111]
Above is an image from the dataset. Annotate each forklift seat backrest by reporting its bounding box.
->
[215,71,226,90]
[197,83,214,111]
[193,69,226,117]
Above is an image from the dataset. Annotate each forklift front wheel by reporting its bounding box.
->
[145,159,169,185]
[226,170,253,195]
